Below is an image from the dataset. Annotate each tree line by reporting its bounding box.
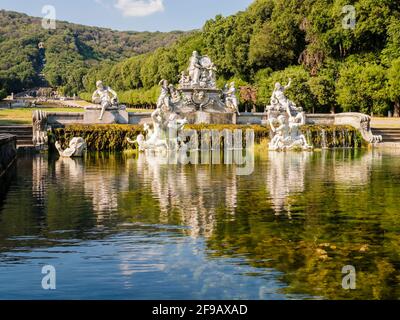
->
[81,0,400,116]
[0,10,185,99]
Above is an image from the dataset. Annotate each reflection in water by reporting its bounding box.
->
[135,151,238,237]
[0,150,400,299]
[53,155,130,224]
[0,162,16,211]
[267,152,311,216]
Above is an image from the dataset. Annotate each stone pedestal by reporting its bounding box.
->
[83,108,129,124]
[182,111,236,125]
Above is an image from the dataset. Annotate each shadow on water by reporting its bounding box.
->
[0,161,17,210]
[0,149,399,299]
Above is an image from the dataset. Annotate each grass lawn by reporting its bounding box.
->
[0,106,151,126]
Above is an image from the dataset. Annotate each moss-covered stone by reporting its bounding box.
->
[50,124,365,151]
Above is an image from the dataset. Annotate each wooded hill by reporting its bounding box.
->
[0,10,186,98]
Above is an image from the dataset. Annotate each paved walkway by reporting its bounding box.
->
[371,117,400,128]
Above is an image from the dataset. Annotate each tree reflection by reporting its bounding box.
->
[1,150,400,299]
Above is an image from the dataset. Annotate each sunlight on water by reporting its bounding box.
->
[0,149,400,299]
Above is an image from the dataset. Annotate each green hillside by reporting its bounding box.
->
[82,0,400,116]
[0,10,186,97]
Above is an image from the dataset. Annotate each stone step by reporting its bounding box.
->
[0,130,32,134]
[0,126,33,147]
[0,127,33,135]
[380,135,400,138]
[379,131,400,134]
[17,138,33,142]
[372,128,400,143]
[376,142,400,148]
[0,125,32,130]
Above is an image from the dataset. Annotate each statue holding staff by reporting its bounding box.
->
[92,80,118,120]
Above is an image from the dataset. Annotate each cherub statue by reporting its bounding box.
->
[179,72,191,88]
[169,84,181,104]
[92,80,118,120]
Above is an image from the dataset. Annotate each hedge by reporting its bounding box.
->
[50,124,365,151]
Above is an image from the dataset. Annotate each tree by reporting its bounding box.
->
[308,65,338,113]
[387,58,400,117]
[381,16,400,64]
[256,66,314,112]
[336,61,389,115]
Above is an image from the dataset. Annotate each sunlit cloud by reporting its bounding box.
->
[114,0,165,17]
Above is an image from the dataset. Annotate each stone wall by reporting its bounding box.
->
[35,111,381,148]
[0,134,17,177]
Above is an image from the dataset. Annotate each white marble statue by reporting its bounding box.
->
[288,112,313,150]
[267,80,313,151]
[188,51,202,86]
[127,83,188,152]
[269,115,291,151]
[179,71,191,89]
[55,137,87,157]
[224,82,240,115]
[169,84,181,104]
[271,78,294,110]
[157,79,170,109]
[151,53,237,115]
[92,80,118,120]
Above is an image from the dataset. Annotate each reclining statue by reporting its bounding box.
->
[55,137,87,157]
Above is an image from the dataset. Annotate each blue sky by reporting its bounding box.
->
[0,0,254,31]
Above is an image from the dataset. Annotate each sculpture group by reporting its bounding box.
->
[91,80,121,120]
[177,51,240,115]
[55,137,87,157]
[86,53,312,153]
[127,99,188,153]
[123,52,243,152]
[266,79,313,151]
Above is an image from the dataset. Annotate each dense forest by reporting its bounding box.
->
[82,0,400,115]
[0,10,186,99]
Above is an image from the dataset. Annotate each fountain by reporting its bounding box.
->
[126,53,244,152]
[126,98,188,153]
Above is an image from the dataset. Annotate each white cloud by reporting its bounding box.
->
[114,0,164,17]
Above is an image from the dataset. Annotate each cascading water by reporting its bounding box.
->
[321,129,327,149]
[332,129,337,148]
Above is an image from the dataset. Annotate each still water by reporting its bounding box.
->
[0,150,399,300]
